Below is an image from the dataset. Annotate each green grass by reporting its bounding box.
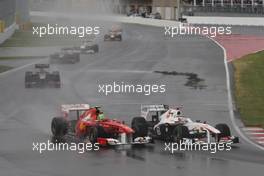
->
[234,51,264,128]
[1,23,93,47]
[0,65,12,73]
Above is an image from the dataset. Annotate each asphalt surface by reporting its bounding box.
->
[0,24,264,176]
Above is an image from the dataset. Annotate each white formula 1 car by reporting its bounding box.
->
[132,104,239,145]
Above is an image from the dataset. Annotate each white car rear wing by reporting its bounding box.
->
[140,104,169,119]
[141,104,169,112]
[61,104,90,114]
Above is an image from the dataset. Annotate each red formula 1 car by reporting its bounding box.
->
[51,104,152,146]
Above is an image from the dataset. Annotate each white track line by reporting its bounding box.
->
[208,36,264,151]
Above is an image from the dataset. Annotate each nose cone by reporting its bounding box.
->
[121,125,134,133]
[112,121,134,133]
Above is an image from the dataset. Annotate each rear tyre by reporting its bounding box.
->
[88,127,98,144]
[94,45,99,53]
[25,72,32,88]
[25,83,31,88]
[215,123,231,138]
[131,117,148,139]
[51,117,68,138]
[104,35,108,41]
[52,72,61,88]
[173,125,189,143]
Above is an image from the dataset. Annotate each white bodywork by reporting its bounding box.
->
[154,108,220,134]
[39,72,47,80]
[105,133,152,146]
[80,42,90,49]
[141,104,168,119]
[141,105,220,134]
[154,108,188,129]
[85,49,95,54]
[80,43,96,53]
[141,104,238,144]
[61,104,90,115]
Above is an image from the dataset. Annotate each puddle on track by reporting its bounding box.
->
[154,71,207,90]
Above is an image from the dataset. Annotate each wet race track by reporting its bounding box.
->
[0,24,264,176]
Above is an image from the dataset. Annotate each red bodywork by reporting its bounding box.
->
[75,107,134,138]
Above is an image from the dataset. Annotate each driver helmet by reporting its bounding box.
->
[98,112,105,120]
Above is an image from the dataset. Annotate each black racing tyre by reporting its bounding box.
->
[158,123,172,140]
[215,123,231,138]
[25,74,32,88]
[25,71,32,76]
[77,55,80,62]
[25,72,32,87]
[88,126,98,144]
[173,125,189,143]
[53,73,60,81]
[25,83,31,88]
[51,117,68,137]
[151,115,159,124]
[25,81,32,88]
[94,45,99,53]
[74,54,80,62]
[55,82,61,88]
[131,117,148,138]
[104,35,108,41]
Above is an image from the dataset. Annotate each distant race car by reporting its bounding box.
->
[79,41,99,54]
[50,48,80,64]
[179,17,188,23]
[147,12,162,19]
[51,105,152,146]
[25,64,61,88]
[104,26,122,41]
[134,104,239,145]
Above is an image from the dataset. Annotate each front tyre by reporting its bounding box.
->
[118,35,122,41]
[131,117,148,139]
[94,45,99,53]
[215,123,231,139]
[88,127,98,144]
[173,125,189,143]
